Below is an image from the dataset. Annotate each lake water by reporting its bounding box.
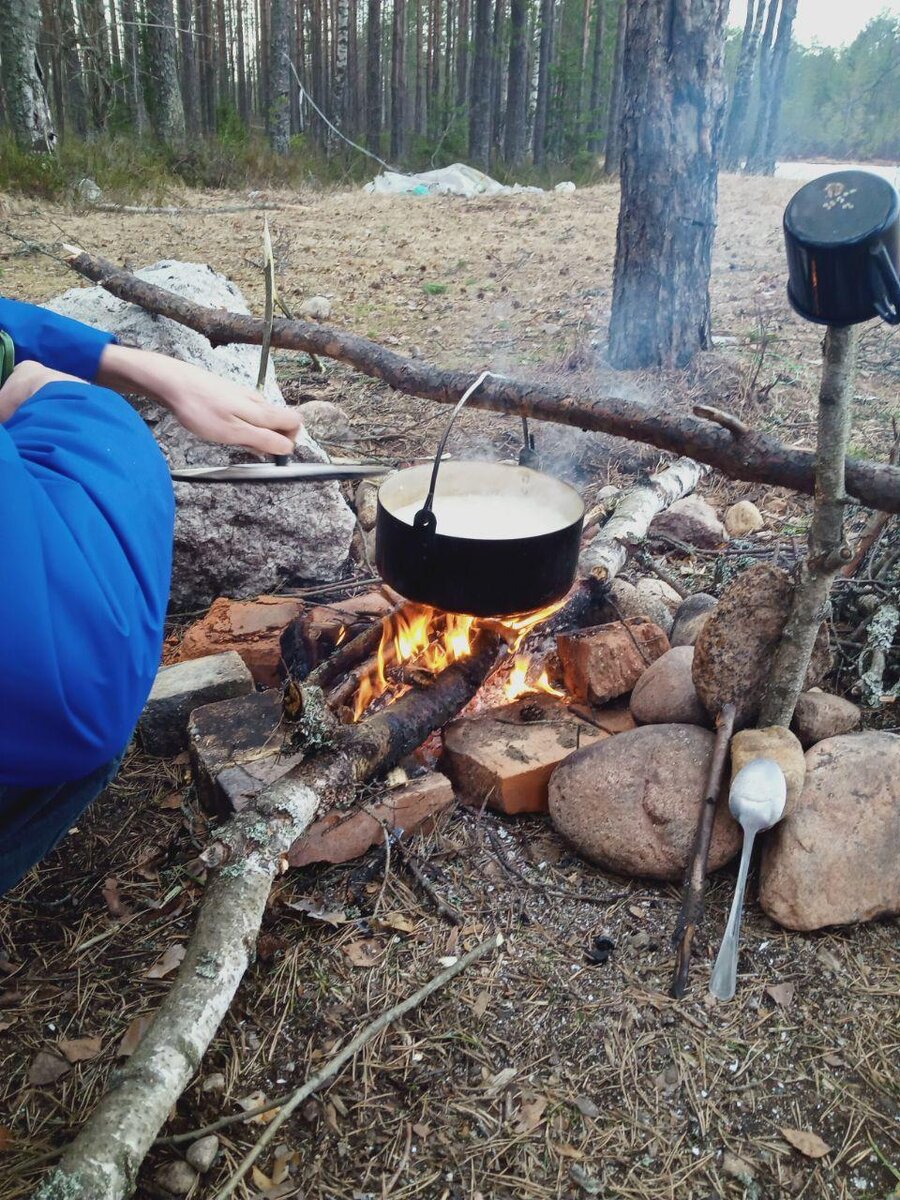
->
[775,160,900,185]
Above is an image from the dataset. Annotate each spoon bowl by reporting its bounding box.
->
[709,758,787,1001]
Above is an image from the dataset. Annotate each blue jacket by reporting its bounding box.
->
[0,297,174,786]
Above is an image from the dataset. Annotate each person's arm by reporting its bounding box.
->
[0,296,114,381]
[96,344,302,457]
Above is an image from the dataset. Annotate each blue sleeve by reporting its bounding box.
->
[0,381,174,787]
[0,295,115,381]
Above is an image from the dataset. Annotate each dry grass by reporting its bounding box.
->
[1,176,898,1199]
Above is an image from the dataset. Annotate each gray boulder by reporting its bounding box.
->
[630,646,710,727]
[670,593,717,647]
[47,261,355,608]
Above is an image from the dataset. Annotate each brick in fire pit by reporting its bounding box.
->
[556,618,670,706]
[442,695,608,814]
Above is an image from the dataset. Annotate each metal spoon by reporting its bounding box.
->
[709,758,787,1001]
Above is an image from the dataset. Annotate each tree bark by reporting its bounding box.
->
[531,0,553,166]
[742,0,778,173]
[268,0,291,152]
[145,0,186,141]
[586,0,606,154]
[468,0,492,166]
[196,0,216,129]
[176,0,202,135]
[365,0,382,152]
[746,0,796,175]
[235,0,249,121]
[390,0,407,158]
[455,0,469,110]
[607,0,728,369]
[329,0,350,147]
[601,0,625,174]
[722,0,765,170]
[60,0,91,136]
[489,0,504,154]
[502,0,527,164]
[758,326,858,727]
[0,0,56,150]
[214,0,229,107]
[60,248,900,514]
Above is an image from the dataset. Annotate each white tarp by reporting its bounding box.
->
[364,162,575,198]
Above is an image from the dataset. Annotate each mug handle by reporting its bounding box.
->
[870,243,900,325]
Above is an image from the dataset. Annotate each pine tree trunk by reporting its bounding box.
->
[390,0,407,158]
[429,0,441,136]
[197,0,216,128]
[455,0,468,110]
[743,0,778,172]
[607,0,728,369]
[60,0,91,135]
[146,0,186,140]
[722,0,764,169]
[177,0,202,134]
[268,0,291,150]
[39,0,64,134]
[235,0,249,120]
[78,0,112,129]
[468,0,492,165]
[366,0,381,151]
[0,0,58,148]
[575,0,592,141]
[502,0,526,164]
[747,0,796,174]
[490,0,504,154]
[108,0,124,108]
[586,0,605,153]
[214,0,229,107]
[531,0,553,167]
[415,0,426,135]
[601,0,625,174]
[259,0,271,126]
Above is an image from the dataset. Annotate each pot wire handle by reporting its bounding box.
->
[414,369,492,533]
[870,243,900,325]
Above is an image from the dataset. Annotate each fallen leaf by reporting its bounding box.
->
[285,898,350,926]
[343,938,383,968]
[27,1049,70,1086]
[117,1014,152,1057]
[554,1142,585,1160]
[324,1101,340,1133]
[145,944,186,979]
[823,1052,844,1068]
[0,1017,18,1032]
[766,982,795,1009]
[237,1091,280,1124]
[375,912,417,934]
[722,1151,756,1181]
[515,1094,548,1133]
[781,1128,831,1159]
[472,989,490,1019]
[484,1066,517,1096]
[252,1166,274,1191]
[158,791,184,810]
[574,1095,601,1119]
[58,1036,103,1064]
[102,877,130,918]
[0,1126,14,1152]
[412,1122,430,1139]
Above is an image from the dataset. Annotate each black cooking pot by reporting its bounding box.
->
[784,169,900,326]
[376,377,584,617]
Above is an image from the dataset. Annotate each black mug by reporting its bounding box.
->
[783,169,900,326]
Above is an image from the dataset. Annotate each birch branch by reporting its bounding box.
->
[579,456,706,580]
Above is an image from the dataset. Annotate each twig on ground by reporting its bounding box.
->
[211,934,504,1200]
[394,839,462,926]
[483,824,629,908]
[634,548,690,599]
[671,703,736,999]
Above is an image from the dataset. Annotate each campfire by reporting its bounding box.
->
[350,599,568,720]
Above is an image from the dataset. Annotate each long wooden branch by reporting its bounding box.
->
[32,632,500,1200]
[62,248,900,513]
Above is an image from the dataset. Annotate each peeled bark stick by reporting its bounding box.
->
[670,702,736,999]
[61,248,900,513]
[32,633,501,1200]
[758,326,859,728]
[578,456,706,580]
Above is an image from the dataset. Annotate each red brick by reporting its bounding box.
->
[556,618,670,706]
[441,695,607,815]
[176,596,305,687]
[287,772,455,866]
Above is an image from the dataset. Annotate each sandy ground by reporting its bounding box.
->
[0,176,898,1200]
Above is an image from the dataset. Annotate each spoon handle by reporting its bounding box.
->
[709,830,757,1001]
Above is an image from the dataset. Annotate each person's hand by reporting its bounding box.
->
[0,360,83,424]
[97,344,303,457]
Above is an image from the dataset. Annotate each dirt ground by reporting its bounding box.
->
[0,177,898,1200]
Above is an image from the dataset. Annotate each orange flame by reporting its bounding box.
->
[351,596,568,720]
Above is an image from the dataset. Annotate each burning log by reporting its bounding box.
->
[33,631,501,1200]
[62,248,900,513]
